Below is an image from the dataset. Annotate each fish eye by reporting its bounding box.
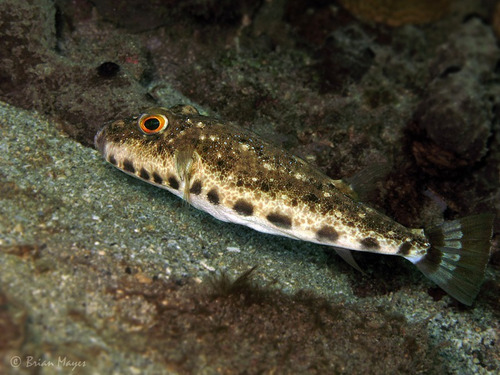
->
[138,113,168,134]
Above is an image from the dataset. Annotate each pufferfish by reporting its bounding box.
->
[94,105,494,305]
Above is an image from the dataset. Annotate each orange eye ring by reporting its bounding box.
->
[138,113,168,134]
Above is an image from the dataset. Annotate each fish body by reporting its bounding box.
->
[95,105,494,305]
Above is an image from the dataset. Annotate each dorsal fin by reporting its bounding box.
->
[341,163,391,201]
[330,179,359,201]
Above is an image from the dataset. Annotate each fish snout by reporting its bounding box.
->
[94,125,107,155]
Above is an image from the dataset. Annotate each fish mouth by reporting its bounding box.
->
[94,125,107,155]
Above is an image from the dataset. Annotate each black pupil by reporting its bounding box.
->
[144,117,160,131]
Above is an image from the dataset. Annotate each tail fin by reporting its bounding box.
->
[414,214,494,305]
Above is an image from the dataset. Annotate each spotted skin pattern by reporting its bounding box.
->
[95,105,427,255]
[95,105,493,305]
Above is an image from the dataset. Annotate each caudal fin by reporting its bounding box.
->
[414,214,494,305]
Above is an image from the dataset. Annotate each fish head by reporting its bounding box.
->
[93,106,203,187]
[94,107,175,156]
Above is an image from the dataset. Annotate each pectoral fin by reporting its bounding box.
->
[175,148,201,202]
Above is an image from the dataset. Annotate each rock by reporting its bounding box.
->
[414,72,491,166]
